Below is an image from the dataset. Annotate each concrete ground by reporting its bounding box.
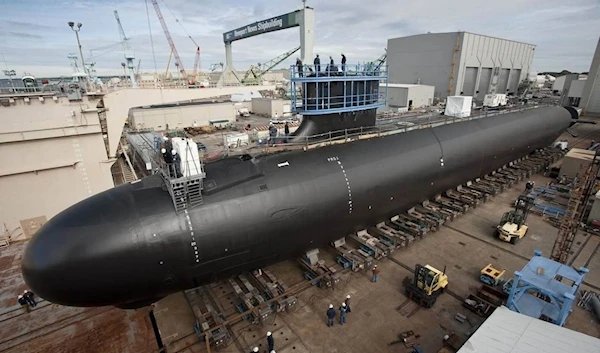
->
[151,117,600,353]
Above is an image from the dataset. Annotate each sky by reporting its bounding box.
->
[0,0,598,78]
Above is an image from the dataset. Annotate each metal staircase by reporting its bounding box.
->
[162,173,204,214]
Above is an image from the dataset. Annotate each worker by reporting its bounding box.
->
[525,180,534,192]
[250,347,259,353]
[284,122,290,142]
[269,123,278,143]
[314,54,321,73]
[326,304,336,327]
[372,265,380,283]
[171,150,182,178]
[161,148,173,165]
[339,302,347,325]
[296,58,303,77]
[245,124,252,131]
[267,331,274,352]
[24,290,36,308]
[18,295,29,313]
[345,295,352,313]
[341,54,347,72]
[329,56,334,65]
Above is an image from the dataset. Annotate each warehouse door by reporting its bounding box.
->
[508,69,521,94]
[497,69,510,93]
[461,67,478,97]
[477,68,492,101]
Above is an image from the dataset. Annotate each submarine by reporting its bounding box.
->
[21,65,576,309]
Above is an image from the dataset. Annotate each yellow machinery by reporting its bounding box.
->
[404,264,449,308]
[496,195,535,244]
[480,264,506,286]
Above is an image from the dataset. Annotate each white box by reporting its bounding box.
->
[444,96,472,118]
[225,133,250,148]
[483,93,507,107]
[171,137,203,177]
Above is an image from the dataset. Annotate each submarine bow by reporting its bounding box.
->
[22,106,573,308]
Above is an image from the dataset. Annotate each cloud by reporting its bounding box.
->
[7,32,44,39]
[0,0,598,77]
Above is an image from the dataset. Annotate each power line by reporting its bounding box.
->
[159,0,198,47]
[145,0,159,76]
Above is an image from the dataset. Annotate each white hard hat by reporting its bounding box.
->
[163,136,168,141]
[24,290,27,294]
[253,347,259,352]
[342,303,346,307]
[329,304,333,308]
[374,265,378,268]
[171,149,176,155]
[18,295,23,299]
[271,351,276,353]
[161,148,166,153]
[346,295,351,299]
[267,331,272,336]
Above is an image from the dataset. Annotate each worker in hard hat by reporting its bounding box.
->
[18,294,29,313]
[326,304,336,327]
[250,347,259,353]
[171,149,182,178]
[372,265,380,283]
[267,331,274,352]
[339,302,348,325]
[345,295,352,313]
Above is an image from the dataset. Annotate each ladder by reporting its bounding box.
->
[550,154,600,263]
[162,173,204,214]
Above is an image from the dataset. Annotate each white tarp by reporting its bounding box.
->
[230,91,263,102]
[171,137,202,177]
[445,96,472,118]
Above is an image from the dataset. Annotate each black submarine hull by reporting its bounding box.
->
[21,106,572,308]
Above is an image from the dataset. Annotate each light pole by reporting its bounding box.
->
[68,21,89,89]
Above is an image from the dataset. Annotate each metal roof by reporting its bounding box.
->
[457,306,600,353]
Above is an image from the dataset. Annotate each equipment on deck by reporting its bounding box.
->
[403,264,448,308]
[496,194,535,244]
[480,264,505,286]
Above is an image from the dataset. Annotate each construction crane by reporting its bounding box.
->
[151,0,199,86]
[114,10,137,88]
[551,153,600,264]
[365,49,387,74]
[241,46,300,85]
[191,46,200,86]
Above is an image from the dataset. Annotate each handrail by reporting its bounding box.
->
[255,104,556,151]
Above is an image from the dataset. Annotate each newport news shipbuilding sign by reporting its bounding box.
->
[223,11,300,43]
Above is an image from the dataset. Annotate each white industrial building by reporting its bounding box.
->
[581,37,600,116]
[129,101,241,131]
[552,73,579,93]
[567,79,587,107]
[251,98,292,118]
[387,32,535,101]
[457,306,599,353]
[384,84,435,110]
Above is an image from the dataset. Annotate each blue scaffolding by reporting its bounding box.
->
[289,63,387,115]
[506,250,588,326]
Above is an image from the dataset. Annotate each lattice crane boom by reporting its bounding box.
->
[114,10,137,88]
[151,0,189,83]
[114,11,131,52]
[550,152,600,264]
[191,47,200,85]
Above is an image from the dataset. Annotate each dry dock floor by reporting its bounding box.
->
[1,116,600,353]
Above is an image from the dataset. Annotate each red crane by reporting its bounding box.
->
[151,0,197,85]
[191,46,200,85]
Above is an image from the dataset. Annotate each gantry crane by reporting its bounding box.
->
[364,49,387,75]
[550,151,600,264]
[114,10,137,88]
[241,46,300,85]
[151,0,200,86]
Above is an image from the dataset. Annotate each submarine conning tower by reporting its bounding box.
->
[289,62,388,140]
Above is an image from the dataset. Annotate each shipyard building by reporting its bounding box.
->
[387,32,535,101]
[581,37,600,116]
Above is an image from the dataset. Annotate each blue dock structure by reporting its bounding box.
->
[288,62,387,139]
[506,250,588,326]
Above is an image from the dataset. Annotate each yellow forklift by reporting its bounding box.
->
[495,194,535,244]
[403,264,449,308]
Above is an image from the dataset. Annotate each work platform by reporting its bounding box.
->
[289,63,387,115]
[507,250,588,326]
